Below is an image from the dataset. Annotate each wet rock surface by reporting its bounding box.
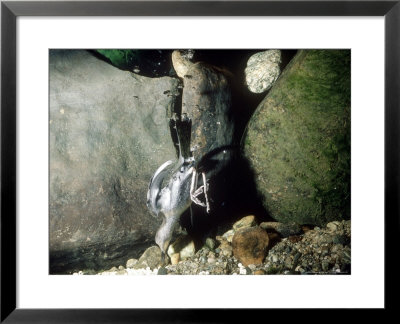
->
[243,50,351,226]
[73,217,350,275]
[167,235,196,261]
[172,50,195,78]
[180,59,235,162]
[51,49,350,275]
[232,226,269,266]
[132,246,163,270]
[49,50,179,273]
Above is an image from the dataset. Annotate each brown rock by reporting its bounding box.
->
[288,235,302,243]
[232,227,269,266]
[267,232,281,248]
[181,61,234,161]
[253,270,266,275]
[301,225,313,233]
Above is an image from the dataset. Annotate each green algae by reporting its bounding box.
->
[243,50,350,226]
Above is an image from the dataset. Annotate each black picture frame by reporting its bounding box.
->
[1,0,398,322]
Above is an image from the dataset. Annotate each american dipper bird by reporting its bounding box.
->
[147,117,198,261]
[147,120,236,263]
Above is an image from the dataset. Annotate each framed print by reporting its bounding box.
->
[1,0,399,321]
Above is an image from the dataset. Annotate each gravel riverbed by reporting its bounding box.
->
[73,219,350,276]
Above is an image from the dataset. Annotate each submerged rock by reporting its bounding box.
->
[167,235,196,261]
[264,220,351,274]
[260,222,302,237]
[172,50,195,78]
[245,50,281,93]
[74,219,350,275]
[232,215,256,231]
[221,230,235,243]
[49,50,179,273]
[243,50,351,226]
[232,226,269,266]
[133,246,163,270]
[126,259,138,269]
[181,59,235,162]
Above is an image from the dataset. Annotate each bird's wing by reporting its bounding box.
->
[147,160,174,215]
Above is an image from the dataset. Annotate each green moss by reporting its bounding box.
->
[244,50,350,225]
[265,265,285,274]
[96,50,140,70]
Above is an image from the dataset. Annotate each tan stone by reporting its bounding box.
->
[133,246,162,270]
[326,221,341,232]
[172,50,194,78]
[219,241,233,257]
[171,253,180,265]
[222,229,235,243]
[232,215,256,231]
[167,235,196,260]
[126,258,138,269]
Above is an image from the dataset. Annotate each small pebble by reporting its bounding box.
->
[157,267,168,275]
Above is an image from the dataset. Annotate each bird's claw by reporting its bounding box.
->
[190,171,211,213]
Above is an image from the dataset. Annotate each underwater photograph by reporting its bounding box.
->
[49,49,351,275]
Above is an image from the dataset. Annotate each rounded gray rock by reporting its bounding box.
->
[245,50,281,93]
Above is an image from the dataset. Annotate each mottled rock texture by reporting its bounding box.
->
[172,50,194,78]
[245,50,281,93]
[260,222,302,237]
[181,61,235,161]
[232,226,269,266]
[232,215,256,231]
[167,235,196,261]
[132,246,163,270]
[49,50,179,273]
[243,50,351,226]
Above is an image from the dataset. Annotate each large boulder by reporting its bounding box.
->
[180,59,235,161]
[243,50,350,226]
[49,50,179,273]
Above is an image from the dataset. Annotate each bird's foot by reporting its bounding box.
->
[190,172,211,213]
